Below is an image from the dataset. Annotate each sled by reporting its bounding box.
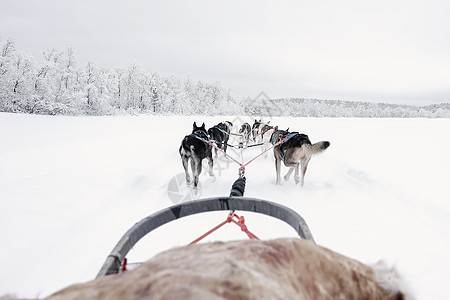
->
[97,177,315,277]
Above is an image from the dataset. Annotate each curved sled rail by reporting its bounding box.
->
[96,196,315,278]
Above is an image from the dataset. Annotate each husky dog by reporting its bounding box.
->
[252,119,262,142]
[260,122,273,140]
[260,123,275,154]
[208,121,233,158]
[239,122,251,145]
[179,122,214,189]
[223,121,233,129]
[270,128,330,186]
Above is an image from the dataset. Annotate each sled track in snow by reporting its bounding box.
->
[97,196,315,277]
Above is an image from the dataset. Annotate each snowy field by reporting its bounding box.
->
[0,112,449,299]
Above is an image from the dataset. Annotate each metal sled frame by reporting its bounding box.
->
[97,196,315,277]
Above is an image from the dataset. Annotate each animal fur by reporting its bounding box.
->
[45,238,413,300]
[270,129,330,186]
[260,122,274,155]
[252,119,262,142]
[179,122,214,189]
[239,122,251,145]
[207,121,233,158]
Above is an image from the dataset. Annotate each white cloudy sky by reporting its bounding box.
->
[1,0,449,105]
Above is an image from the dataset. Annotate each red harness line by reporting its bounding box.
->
[207,133,290,175]
[190,212,259,244]
[122,133,292,270]
[252,125,272,141]
[187,133,292,246]
[120,213,258,272]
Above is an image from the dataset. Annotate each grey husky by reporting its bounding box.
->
[270,128,330,186]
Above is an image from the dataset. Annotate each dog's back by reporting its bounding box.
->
[271,129,330,185]
[239,123,251,134]
[239,123,251,143]
[180,130,212,160]
[252,120,262,141]
[180,122,214,189]
[179,135,205,159]
[270,128,288,145]
[207,127,224,148]
[208,122,232,155]
[212,122,231,143]
[280,133,330,158]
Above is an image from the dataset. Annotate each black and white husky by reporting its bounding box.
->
[239,122,251,145]
[179,122,214,189]
[270,128,330,186]
[207,121,233,158]
[251,119,262,142]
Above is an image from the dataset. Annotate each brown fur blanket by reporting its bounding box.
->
[46,238,412,300]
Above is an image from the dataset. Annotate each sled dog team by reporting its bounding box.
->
[179,120,330,190]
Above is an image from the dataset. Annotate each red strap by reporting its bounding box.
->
[190,212,259,244]
[121,258,128,272]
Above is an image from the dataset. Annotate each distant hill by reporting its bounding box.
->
[243,96,450,118]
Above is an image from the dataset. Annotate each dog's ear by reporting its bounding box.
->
[201,122,205,129]
[286,127,289,132]
[193,122,198,129]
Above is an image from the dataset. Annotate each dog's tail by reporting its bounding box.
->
[310,141,330,155]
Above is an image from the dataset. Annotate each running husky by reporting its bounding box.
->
[260,123,275,155]
[252,119,262,142]
[179,122,214,189]
[208,121,233,158]
[239,122,251,145]
[270,128,330,186]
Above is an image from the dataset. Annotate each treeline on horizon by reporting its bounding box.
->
[1,38,449,118]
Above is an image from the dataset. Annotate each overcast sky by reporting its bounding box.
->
[1,0,449,105]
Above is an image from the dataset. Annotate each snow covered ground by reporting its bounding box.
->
[0,112,449,299]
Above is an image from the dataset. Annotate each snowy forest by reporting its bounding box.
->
[1,38,449,118]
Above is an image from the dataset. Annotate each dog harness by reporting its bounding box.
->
[278,132,299,160]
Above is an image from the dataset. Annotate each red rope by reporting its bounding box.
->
[252,125,272,141]
[189,218,230,244]
[230,214,259,239]
[208,141,244,169]
[242,134,289,168]
[121,258,127,272]
[190,212,259,244]
[208,132,290,175]
[204,131,293,185]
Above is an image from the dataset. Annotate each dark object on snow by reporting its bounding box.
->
[229,177,246,197]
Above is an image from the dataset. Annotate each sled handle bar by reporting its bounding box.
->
[96,196,315,277]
